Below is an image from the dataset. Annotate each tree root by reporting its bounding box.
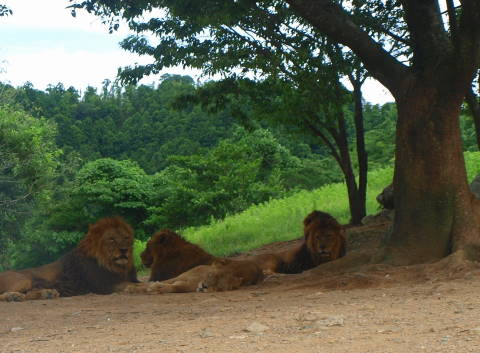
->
[284,248,480,292]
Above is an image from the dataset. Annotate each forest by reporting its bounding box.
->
[1,0,480,272]
[0,73,477,271]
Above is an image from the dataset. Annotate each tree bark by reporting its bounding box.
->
[336,111,364,225]
[286,0,480,264]
[388,71,480,264]
[352,80,368,223]
[306,110,365,225]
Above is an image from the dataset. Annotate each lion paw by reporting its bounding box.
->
[26,289,60,300]
[196,281,209,293]
[147,282,164,293]
[0,292,26,302]
[124,283,150,294]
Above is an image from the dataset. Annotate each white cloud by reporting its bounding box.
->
[0,0,394,104]
[2,0,120,34]
[0,48,201,90]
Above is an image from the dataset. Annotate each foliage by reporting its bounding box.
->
[136,151,480,259]
[0,4,12,17]
[146,128,292,229]
[2,76,235,173]
[48,158,155,239]
[0,106,61,270]
[166,165,393,258]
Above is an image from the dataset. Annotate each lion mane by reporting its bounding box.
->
[0,217,138,301]
[141,229,217,282]
[253,210,347,274]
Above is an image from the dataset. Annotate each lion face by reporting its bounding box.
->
[305,226,345,260]
[304,211,346,262]
[100,227,134,267]
[141,230,177,268]
[78,217,135,273]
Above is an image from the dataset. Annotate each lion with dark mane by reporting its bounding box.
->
[0,217,138,301]
[141,229,217,281]
[252,210,347,274]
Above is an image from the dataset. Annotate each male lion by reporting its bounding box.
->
[141,229,217,281]
[0,217,138,301]
[252,210,347,274]
[126,258,264,294]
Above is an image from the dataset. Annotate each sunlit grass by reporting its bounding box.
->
[133,151,480,266]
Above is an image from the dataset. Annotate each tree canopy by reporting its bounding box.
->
[69,0,480,265]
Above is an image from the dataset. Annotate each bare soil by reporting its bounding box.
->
[2,223,480,353]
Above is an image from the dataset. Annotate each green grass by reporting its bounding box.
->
[133,151,480,264]
[181,166,392,257]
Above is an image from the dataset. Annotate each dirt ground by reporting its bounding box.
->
[2,223,480,353]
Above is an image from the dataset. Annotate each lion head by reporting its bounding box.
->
[141,229,215,281]
[303,210,346,263]
[77,217,135,275]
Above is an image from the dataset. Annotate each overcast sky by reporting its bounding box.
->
[0,0,394,104]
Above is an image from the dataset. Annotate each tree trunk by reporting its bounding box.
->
[352,81,368,222]
[336,110,365,225]
[386,75,480,264]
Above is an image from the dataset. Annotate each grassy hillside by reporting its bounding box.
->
[134,151,480,263]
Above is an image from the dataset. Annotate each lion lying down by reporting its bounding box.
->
[252,210,347,274]
[0,217,138,302]
[140,229,218,281]
[139,211,346,287]
[126,258,264,294]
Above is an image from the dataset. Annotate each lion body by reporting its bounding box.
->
[141,229,217,281]
[253,210,347,274]
[134,258,264,294]
[0,217,138,301]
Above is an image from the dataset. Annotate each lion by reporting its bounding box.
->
[126,258,264,294]
[252,210,347,274]
[0,217,138,301]
[141,229,217,281]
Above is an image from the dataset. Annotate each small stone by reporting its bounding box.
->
[229,335,247,340]
[314,316,345,328]
[245,322,270,333]
[199,328,215,338]
[10,327,24,332]
[306,292,324,299]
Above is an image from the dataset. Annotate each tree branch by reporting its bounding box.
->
[284,0,408,98]
[457,0,480,75]
[399,0,452,68]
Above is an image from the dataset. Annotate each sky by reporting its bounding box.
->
[0,0,394,104]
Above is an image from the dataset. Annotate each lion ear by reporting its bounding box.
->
[303,212,315,227]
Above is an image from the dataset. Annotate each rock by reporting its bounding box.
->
[376,183,394,209]
[10,327,25,332]
[314,316,345,328]
[245,322,270,333]
[199,328,215,338]
[361,209,394,225]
